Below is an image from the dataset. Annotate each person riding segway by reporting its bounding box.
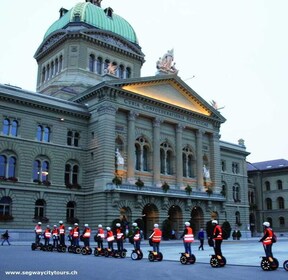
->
[148,224,163,262]
[81,224,92,255]
[180,222,196,264]
[210,220,226,267]
[31,222,43,251]
[94,224,105,256]
[115,223,127,258]
[131,222,143,260]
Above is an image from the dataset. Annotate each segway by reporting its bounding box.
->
[41,244,53,252]
[283,260,288,271]
[260,256,279,271]
[56,244,67,253]
[148,250,163,262]
[131,249,143,260]
[114,249,127,258]
[210,255,226,267]
[104,248,115,257]
[81,246,92,255]
[68,245,81,254]
[94,247,105,256]
[180,253,196,265]
[31,242,44,251]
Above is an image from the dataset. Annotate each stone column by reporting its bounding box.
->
[153,118,161,187]
[196,129,204,190]
[176,124,184,189]
[127,111,138,184]
[210,132,221,194]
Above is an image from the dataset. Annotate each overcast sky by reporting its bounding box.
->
[1,0,287,163]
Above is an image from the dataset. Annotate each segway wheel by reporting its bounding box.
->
[148,252,155,262]
[283,260,288,271]
[219,256,226,267]
[158,252,163,261]
[270,258,279,270]
[31,243,37,251]
[189,254,196,264]
[261,259,271,271]
[131,251,138,260]
[75,247,81,254]
[138,251,143,260]
[94,249,99,256]
[68,246,73,253]
[61,246,66,253]
[81,247,87,255]
[48,245,53,252]
[88,248,92,255]
[104,250,110,257]
[180,255,187,265]
[210,256,219,268]
[120,251,126,258]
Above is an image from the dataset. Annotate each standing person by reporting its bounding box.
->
[1,230,11,246]
[132,222,141,253]
[149,224,162,254]
[96,224,105,250]
[115,223,124,252]
[52,225,59,248]
[72,223,80,246]
[58,221,65,246]
[34,222,42,245]
[198,228,205,250]
[212,220,223,259]
[259,221,274,262]
[180,222,194,257]
[43,225,51,246]
[82,224,91,248]
[106,227,114,252]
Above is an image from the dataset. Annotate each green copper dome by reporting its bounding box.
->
[44,2,138,44]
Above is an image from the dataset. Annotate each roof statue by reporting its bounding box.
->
[156,49,178,75]
[86,0,102,7]
[105,62,117,75]
[210,100,225,111]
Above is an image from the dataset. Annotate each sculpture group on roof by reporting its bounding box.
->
[156,49,178,75]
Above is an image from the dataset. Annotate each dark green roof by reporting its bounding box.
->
[44,2,138,44]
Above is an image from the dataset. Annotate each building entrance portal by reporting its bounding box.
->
[190,206,204,234]
[168,205,182,238]
[142,204,159,239]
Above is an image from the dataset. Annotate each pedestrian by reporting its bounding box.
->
[212,220,223,260]
[198,228,205,250]
[149,223,162,254]
[259,221,275,262]
[1,230,11,245]
[180,221,194,257]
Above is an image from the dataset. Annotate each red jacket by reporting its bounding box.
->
[213,225,223,240]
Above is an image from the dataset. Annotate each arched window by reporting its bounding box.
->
[279,217,285,227]
[135,137,149,171]
[126,67,131,78]
[221,182,227,197]
[0,155,17,179]
[11,120,18,136]
[119,65,125,79]
[74,132,79,147]
[8,156,16,178]
[67,131,80,147]
[235,211,241,225]
[59,55,63,71]
[51,61,54,77]
[266,198,272,210]
[46,65,50,80]
[0,155,6,177]
[2,118,18,136]
[33,159,50,183]
[278,197,285,209]
[96,57,102,74]
[3,119,10,135]
[89,54,95,72]
[65,162,80,187]
[34,199,46,218]
[67,131,73,146]
[55,59,59,74]
[66,201,76,221]
[43,127,50,142]
[37,125,51,142]
[233,184,241,202]
[160,142,173,175]
[277,180,283,190]
[0,196,12,216]
[265,181,270,191]
[182,146,194,177]
[42,67,46,83]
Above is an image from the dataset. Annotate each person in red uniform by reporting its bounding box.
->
[149,223,162,254]
[212,220,223,259]
[132,222,142,253]
[52,225,59,248]
[67,227,73,246]
[180,222,194,257]
[72,223,80,246]
[106,227,114,252]
[44,225,51,246]
[115,223,124,252]
[34,222,42,245]
[96,224,105,250]
[58,221,65,246]
[259,221,274,262]
[82,224,91,248]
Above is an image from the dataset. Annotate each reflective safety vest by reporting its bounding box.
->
[262,228,273,245]
[133,228,141,241]
[116,228,124,240]
[35,225,42,234]
[59,225,65,235]
[213,225,223,240]
[73,227,79,238]
[107,231,115,242]
[97,228,105,239]
[184,227,194,243]
[152,228,162,243]
[52,229,59,237]
[44,229,51,238]
[83,228,91,238]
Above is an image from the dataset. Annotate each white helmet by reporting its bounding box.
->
[154,224,159,228]
[211,220,218,224]
[84,224,89,227]
[74,223,78,226]
[116,223,121,227]
[46,225,50,228]
[132,222,137,227]
[106,227,111,231]
[38,222,42,225]
[263,222,270,227]
[53,225,57,228]
[98,224,102,228]
[68,227,72,230]
[59,221,63,224]
[185,222,190,227]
